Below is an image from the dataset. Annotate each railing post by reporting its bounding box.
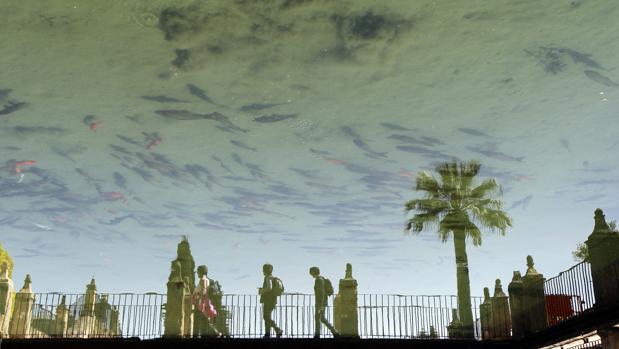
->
[164,261,186,337]
[52,295,69,337]
[447,308,463,338]
[334,263,359,338]
[585,208,619,307]
[0,263,15,338]
[491,279,511,338]
[480,287,492,339]
[522,255,546,334]
[508,271,524,338]
[9,274,35,338]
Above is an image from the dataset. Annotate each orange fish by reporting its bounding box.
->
[399,170,414,178]
[146,137,162,150]
[100,191,127,203]
[89,121,103,132]
[323,157,345,165]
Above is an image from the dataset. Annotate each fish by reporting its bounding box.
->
[212,156,233,174]
[13,126,67,135]
[0,101,27,116]
[230,140,257,152]
[389,134,442,147]
[380,122,412,131]
[239,102,288,112]
[109,144,133,155]
[155,109,215,120]
[396,145,443,156]
[508,195,533,210]
[116,134,141,146]
[186,83,221,106]
[352,138,387,158]
[100,214,135,225]
[558,48,604,70]
[289,167,321,179]
[113,172,128,190]
[50,144,87,162]
[559,138,571,153]
[141,95,189,103]
[253,113,299,123]
[467,147,524,162]
[457,128,491,137]
[231,152,243,165]
[420,136,444,146]
[0,89,12,99]
[584,70,618,87]
[309,148,331,156]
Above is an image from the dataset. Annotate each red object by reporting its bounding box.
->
[10,160,36,174]
[323,157,345,165]
[89,121,103,132]
[146,138,162,150]
[545,295,575,326]
[100,191,126,203]
[193,290,217,319]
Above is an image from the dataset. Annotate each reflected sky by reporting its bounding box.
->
[0,0,618,295]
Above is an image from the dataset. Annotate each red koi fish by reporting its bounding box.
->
[146,137,162,150]
[89,120,103,132]
[100,191,127,203]
[323,157,345,165]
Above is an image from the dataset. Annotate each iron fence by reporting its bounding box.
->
[544,261,595,326]
[16,292,483,339]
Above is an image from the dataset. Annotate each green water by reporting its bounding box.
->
[0,0,617,294]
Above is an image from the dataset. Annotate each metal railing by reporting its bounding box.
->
[16,293,483,339]
[544,261,595,326]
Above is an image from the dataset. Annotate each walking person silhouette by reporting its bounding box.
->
[259,263,283,338]
[309,266,339,339]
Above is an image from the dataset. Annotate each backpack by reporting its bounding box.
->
[323,277,334,297]
[271,276,284,297]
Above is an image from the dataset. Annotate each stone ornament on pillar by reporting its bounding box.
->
[165,260,187,337]
[480,287,492,339]
[0,263,15,338]
[586,208,619,307]
[53,295,69,338]
[9,274,35,338]
[522,255,546,334]
[334,263,359,338]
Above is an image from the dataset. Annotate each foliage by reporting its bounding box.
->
[404,160,512,245]
[0,243,14,278]
[572,242,589,262]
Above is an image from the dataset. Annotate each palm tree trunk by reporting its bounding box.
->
[453,230,474,338]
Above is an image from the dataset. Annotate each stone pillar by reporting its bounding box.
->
[164,261,186,337]
[76,278,97,337]
[182,276,193,338]
[9,275,35,338]
[109,308,120,336]
[52,295,69,338]
[334,263,358,338]
[522,256,547,334]
[479,287,492,339]
[0,263,15,338]
[585,209,619,307]
[447,308,463,339]
[508,271,525,338]
[491,279,511,338]
[172,237,195,337]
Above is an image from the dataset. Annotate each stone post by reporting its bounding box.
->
[9,274,35,338]
[334,263,358,338]
[76,278,97,337]
[0,263,15,338]
[52,295,69,338]
[479,287,492,339]
[172,237,195,337]
[585,209,619,307]
[447,308,463,339]
[508,271,525,338]
[164,261,186,337]
[491,279,511,338]
[522,256,546,334]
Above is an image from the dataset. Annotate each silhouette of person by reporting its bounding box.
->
[309,266,338,338]
[193,265,221,337]
[259,263,282,338]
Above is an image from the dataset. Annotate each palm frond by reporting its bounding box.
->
[405,213,440,234]
[415,171,441,197]
[470,178,501,199]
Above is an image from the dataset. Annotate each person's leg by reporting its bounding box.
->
[263,302,274,337]
[319,307,338,336]
[314,306,323,338]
